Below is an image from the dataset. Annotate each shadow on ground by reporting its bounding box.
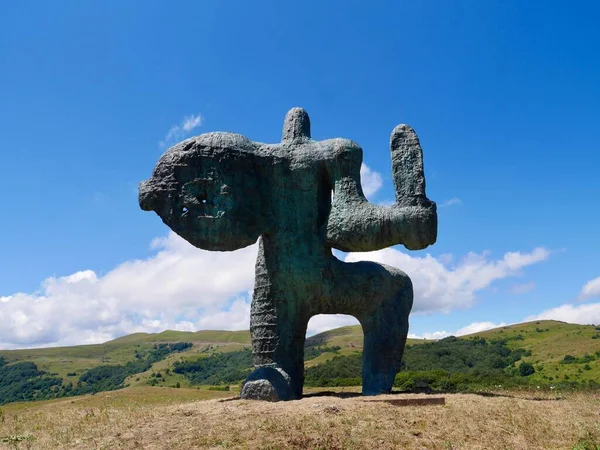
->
[219,389,563,402]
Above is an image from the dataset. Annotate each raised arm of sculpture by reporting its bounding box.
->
[325,125,438,252]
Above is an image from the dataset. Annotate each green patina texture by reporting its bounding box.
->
[139,108,437,401]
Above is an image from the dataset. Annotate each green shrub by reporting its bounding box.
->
[0,361,63,405]
[304,346,342,361]
[73,342,192,395]
[173,349,253,385]
[208,385,231,391]
[304,334,532,390]
[519,362,535,377]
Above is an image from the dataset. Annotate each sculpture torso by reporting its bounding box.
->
[261,139,352,258]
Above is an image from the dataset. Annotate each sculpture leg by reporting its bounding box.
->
[241,295,308,401]
[328,259,413,396]
[241,241,309,401]
[360,278,413,395]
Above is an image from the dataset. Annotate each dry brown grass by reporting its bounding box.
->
[1,389,599,449]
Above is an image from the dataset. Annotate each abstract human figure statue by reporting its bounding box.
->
[139,108,437,401]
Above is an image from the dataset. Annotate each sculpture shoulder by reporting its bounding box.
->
[191,132,258,152]
[160,132,257,156]
[319,138,363,175]
[319,138,363,162]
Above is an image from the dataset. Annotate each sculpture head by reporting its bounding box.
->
[139,132,265,251]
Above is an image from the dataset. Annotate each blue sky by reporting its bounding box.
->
[1,1,600,348]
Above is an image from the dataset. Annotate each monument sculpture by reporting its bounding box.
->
[139,108,437,401]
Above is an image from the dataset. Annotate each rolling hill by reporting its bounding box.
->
[0,320,599,406]
[0,329,251,380]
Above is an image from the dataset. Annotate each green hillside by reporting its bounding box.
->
[306,324,426,348]
[0,329,251,379]
[304,325,428,367]
[304,320,600,383]
[0,320,599,406]
[472,320,600,384]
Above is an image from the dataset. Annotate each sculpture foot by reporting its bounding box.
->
[240,366,295,402]
[362,385,393,396]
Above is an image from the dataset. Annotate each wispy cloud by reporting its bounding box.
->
[440,197,462,207]
[510,281,536,295]
[0,230,551,349]
[160,114,204,147]
[360,163,383,199]
[408,321,507,340]
[346,247,550,314]
[577,276,600,301]
[527,302,600,325]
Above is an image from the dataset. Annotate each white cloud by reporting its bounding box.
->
[0,233,257,349]
[438,253,454,265]
[527,302,600,325]
[578,277,600,301]
[440,197,462,207]
[360,163,383,199]
[345,247,550,313]
[0,228,551,349]
[408,321,506,340]
[307,314,359,336]
[182,115,202,132]
[408,330,452,340]
[455,321,507,335]
[196,296,252,331]
[510,281,536,295]
[160,113,204,147]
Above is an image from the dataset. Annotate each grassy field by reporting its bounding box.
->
[1,321,599,448]
[0,386,599,449]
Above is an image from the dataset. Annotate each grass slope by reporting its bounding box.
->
[0,329,250,379]
[473,320,600,384]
